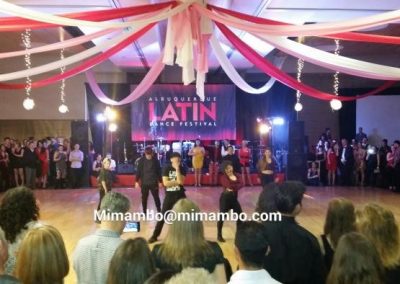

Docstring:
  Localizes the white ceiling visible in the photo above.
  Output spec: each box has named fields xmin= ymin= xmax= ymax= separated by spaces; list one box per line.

xmin=1 ymin=0 xmax=399 ymax=75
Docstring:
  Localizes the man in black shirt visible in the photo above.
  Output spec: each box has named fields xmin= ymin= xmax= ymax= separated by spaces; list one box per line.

xmin=221 ymin=146 xmax=241 ymax=174
xmin=135 ymin=147 xmax=162 ymax=213
xmin=23 ymin=141 xmax=38 ymax=189
xmin=148 ymin=152 xmax=186 ymax=244
xmin=260 ymin=181 xmax=326 ymax=284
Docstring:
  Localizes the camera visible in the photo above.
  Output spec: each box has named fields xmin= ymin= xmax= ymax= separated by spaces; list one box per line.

xmin=123 ymin=221 xmax=140 ymax=233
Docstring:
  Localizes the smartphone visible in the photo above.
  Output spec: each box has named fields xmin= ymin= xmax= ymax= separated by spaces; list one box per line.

xmin=123 ymin=222 xmax=140 ymax=233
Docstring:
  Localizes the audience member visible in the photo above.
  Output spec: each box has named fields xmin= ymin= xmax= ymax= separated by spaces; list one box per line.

xmin=166 ymin=268 xmax=214 ymax=284
xmin=355 ymin=127 xmax=368 ymax=143
xmin=151 ymin=198 xmax=226 ymax=284
xmin=229 ymin=221 xmax=280 ymax=284
xmin=0 ymin=186 xmax=41 ymax=274
xmin=222 ymin=145 xmax=241 ymax=174
xmin=92 ymin=153 xmax=102 ymax=177
xmin=320 ymin=198 xmax=355 ymax=272
xmin=356 ymin=203 xmax=400 ymax=284
xmin=326 ymin=143 xmax=338 ymax=186
xmin=15 ymin=225 xmax=69 ymax=284
xmin=340 ymin=139 xmax=354 ymax=186
xmin=386 ymin=144 xmax=396 ymax=190
xmin=326 ymin=232 xmax=384 ymax=284
xmin=11 ymin=142 xmax=24 ymax=187
xmin=23 ymin=141 xmax=38 ymax=189
xmin=53 ymin=145 xmax=68 ymax=189
xmin=73 ymin=192 xmax=130 ymax=284
xmin=307 ymin=161 xmax=320 ymax=186
xmin=69 ymin=143 xmax=84 ymax=188
xmin=261 ymin=181 xmax=326 ymax=284
xmin=0 ymin=230 xmax=20 ymax=283
xmin=107 ymin=238 xmax=156 ymax=284
xmin=353 ymin=142 xmax=366 ymax=186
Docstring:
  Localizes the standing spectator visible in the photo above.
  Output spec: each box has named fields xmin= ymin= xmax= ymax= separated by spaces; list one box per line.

xmin=15 ymin=225 xmax=69 ymax=284
xmin=326 ymin=232 xmax=384 ymax=284
xmin=0 ymin=145 xmax=10 ymax=191
xmin=73 ymin=192 xmax=130 ymax=284
xmin=326 ymin=143 xmax=338 ymax=186
xmin=355 ymin=127 xmax=368 ymax=143
xmin=37 ymin=141 xmax=49 ymax=189
xmin=261 ymin=181 xmax=326 ymax=284
xmin=221 ymin=140 xmax=231 ymax=158
xmin=23 ymin=141 xmax=38 ymax=189
xmin=353 ymin=143 xmax=366 ymax=186
xmin=0 ymin=187 xmax=41 ymax=274
xmin=148 ymin=153 xmax=186 ymax=244
xmin=229 ymin=221 xmax=280 ymax=284
xmin=221 ymin=146 xmax=241 ymax=174
xmin=107 ymin=238 xmax=156 ymax=284
xmin=387 ymin=145 xmax=396 ymax=191
xmin=189 ymin=139 xmax=205 ymax=187
xmin=54 ymin=145 xmax=67 ymax=189
xmin=393 ymin=140 xmax=400 ymax=192
xmin=91 ymin=154 xmax=102 ymax=177
xmin=11 ymin=142 xmax=24 ymax=187
xmin=69 ymin=144 xmax=84 ymax=188
xmin=239 ymin=140 xmax=253 ymax=186
xmin=378 ymin=139 xmax=391 ymax=188
xmin=365 ymin=145 xmax=379 ymax=187
xmin=135 ymin=147 xmax=162 ymax=213
xmin=339 ymin=139 xmax=354 ymax=186
xmin=208 ymin=140 xmax=221 ymax=186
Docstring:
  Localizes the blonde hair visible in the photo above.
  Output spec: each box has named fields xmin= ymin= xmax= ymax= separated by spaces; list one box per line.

xmin=356 ymin=203 xmax=400 ymax=268
xmin=166 ymin=268 xmax=214 ymax=284
xmin=159 ymin=199 xmax=214 ymax=269
xmin=324 ymin=198 xmax=356 ymax=248
xmin=15 ymin=225 xmax=69 ymax=284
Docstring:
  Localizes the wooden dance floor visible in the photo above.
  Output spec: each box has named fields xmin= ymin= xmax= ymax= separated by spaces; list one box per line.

xmin=3 ymin=185 xmax=400 ymax=284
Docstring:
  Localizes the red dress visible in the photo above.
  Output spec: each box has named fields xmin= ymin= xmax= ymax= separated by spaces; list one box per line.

xmin=326 ymin=151 xmax=337 ymax=171
xmin=239 ymin=147 xmax=251 ymax=167
xmin=38 ymin=150 xmax=49 ymax=176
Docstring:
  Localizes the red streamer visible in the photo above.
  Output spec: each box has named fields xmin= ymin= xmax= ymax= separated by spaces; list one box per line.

xmin=0 ymin=1 xmax=176 ymax=31
xmin=0 ymin=24 xmax=155 ymax=89
xmin=216 ymin=22 xmax=395 ymax=101
xmin=209 ymin=4 xmax=400 ymax=45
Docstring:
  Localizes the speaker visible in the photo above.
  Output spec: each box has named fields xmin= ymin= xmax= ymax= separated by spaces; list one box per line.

xmin=288 ymin=121 xmax=305 ymax=154
xmin=117 ymin=163 xmax=134 ymax=174
xmin=286 ymin=153 xmax=307 ymax=182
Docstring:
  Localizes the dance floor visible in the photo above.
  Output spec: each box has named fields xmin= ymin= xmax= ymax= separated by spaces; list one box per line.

xmin=3 ymin=185 xmax=400 ymax=283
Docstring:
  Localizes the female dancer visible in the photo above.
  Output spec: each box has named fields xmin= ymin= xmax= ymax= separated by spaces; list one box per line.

xmin=38 ymin=141 xmax=49 ymax=188
xmin=257 ymin=148 xmax=277 ymax=187
xmin=239 ymin=140 xmax=253 ymax=186
xmin=189 ymin=139 xmax=205 ymax=187
xmin=12 ymin=142 xmax=24 ymax=187
xmin=217 ymin=161 xmax=243 ymax=242
xmin=326 ymin=143 xmax=338 ymax=186
xmin=97 ymin=158 xmax=112 ymax=211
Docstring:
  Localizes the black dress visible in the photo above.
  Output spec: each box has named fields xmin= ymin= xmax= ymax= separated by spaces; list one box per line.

xmin=97 ymin=168 xmax=112 ymax=210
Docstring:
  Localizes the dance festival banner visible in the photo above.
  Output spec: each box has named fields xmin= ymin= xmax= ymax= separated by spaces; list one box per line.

xmin=131 ymin=84 xmax=236 ymax=141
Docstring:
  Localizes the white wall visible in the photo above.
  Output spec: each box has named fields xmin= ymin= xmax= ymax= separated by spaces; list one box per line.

xmin=356 ymin=95 xmax=400 ymax=146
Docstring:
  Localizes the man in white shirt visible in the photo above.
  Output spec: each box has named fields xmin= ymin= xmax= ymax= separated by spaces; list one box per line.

xmin=73 ymin=192 xmax=130 ymax=284
xmin=229 ymin=221 xmax=281 ymax=284
xmin=69 ymin=143 xmax=84 ymax=188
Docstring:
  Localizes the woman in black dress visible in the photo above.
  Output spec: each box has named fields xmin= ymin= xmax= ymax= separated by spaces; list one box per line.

xmin=97 ymin=158 xmax=112 ymax=211
xmin=217 ymin=161 xmax=243 ymax=242
xmin=257 ymin=148 xmax=277 ymax=187
xmin=12 ymin=142 xmax=24 ymax=187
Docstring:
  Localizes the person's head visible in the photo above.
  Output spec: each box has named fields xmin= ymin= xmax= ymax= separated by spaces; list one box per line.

xmin=264 ymin=148 xmax=272 ymax=158
xmin=107 ymin=238 xmax=156 ymax=284
xmin=326 ymin=128 xmax=331 ymax=135
xmin=96 ymin=154 xmax=102 ymax=161
xmin=382 ymin=139 xmax=388 ymax=147
xmin=274 ymin=181 xmax=306 ymax=216
xmin=3 ymin=137 xmax=10 ymax=146
xmin=106 ymin=153 xmax=112 ymax=159
xmin=144 ymin=270 xmax=178 ymax=284
xmin=235 ymin=221 xmax=268 ymax=269
xmin=195 ymin=139 xmax=201 ymax=146
xmin=356 ymin=203 xmax=400 ymax=268
xmin=145 ymin=147 xmax=153 ymax=159
xmin=0 ymin=144 xmax=5 ymax=152
xmin=99 ymin=192 xmax=130 ymax=234
xmin=57 ymin=145 xmax=63 ymax=152
xmin=102 ymin=158 xmax=111 ymax=170
xmin=15 ymin=225 xmax=69 ymax=284
xmin=28 ymin=141 xmax=35 ymax=150
xmin=391 ymin=144 xmax=396 ymax=153
xmin=221 ymin=161 xmax=233 ymax=176
xmin=256 ymin=183 xmax=279 ymax=213
xmin=37 ymin=140 xmax=43 ymax=148
xmin=362 ymin=137 xmax=368 ymax=145
xmin=242 ymin=140 xmax=248 ymax=147
xmin=223 ymin=139 xmax=229 ymax=146
xmin=311 ymin=162 xmax=317 ymax=170
xmin=393 ymin=140 xmax=400 ymax=149
xmin=324 ymin=198 xmax=355 ymax=248
xmin=227 ymin=145 xmax=234 ymax=155
xmin=214 ymin=140 xmax=220 ymax=147
xmin=0 ymin=187 xmax=39 ymax=243
xmin=169 ymin=152 xmax=181 ymax=166
xmin=74 ymin=144 xmax=80 ymax=151
xmin=358 ymin=127 xmax=363 ymax=133
xmin=165 ymin=268 xmax=214 ymax=284
xmin=341 ymin=138 xmax=348 ymax=147
xmin=161 ymin=199 xmax=211 ymax=269
xmin=327 ymin=232 xmax=384 ymax=284
xmin=14 ymin=142 xmax=21 ymax=149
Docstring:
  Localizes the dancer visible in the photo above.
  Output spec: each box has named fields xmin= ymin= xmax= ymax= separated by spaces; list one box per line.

xmin=97 ymin=158 xmax=112 ymax=211
xmin=217 ymin=161 xmax=243 ymax=242
xmin=148 ymin=152 xmax=186 ymax=244
xmin=189 ymin=139 xmax=205 ymax=187
xmin=135 ymin=147 xmax=162 ymax=213
xmin=257 ymin=148 xmax=277 ymax=187
xmin=239 ymin=140 xmax=253 ymax=186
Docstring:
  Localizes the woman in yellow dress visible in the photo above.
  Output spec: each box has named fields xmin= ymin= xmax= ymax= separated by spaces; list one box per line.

xmin=189 ymin=139 xmax=205 ymax=187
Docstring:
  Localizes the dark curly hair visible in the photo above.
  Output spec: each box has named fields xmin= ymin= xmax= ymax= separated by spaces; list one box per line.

xmin=0 ymin=187 xmax=40 ymax=243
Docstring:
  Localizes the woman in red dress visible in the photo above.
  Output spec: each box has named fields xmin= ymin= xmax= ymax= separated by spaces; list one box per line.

xmin=38 ymin=141 xmax=49 ymax=188
xmin=326 ymin=143 xmax=338 ymax=186
xmin=239 ymin=140 xmax=253 ymax=186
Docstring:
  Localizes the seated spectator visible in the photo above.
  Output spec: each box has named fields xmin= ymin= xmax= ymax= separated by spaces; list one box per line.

xmin=15 ymin=225 xmax=69 ymax=284
xmin=0 ymin=230 xmax=20 ymax=283
xmin=0 ymin=187 xmax=41 ymax=274
xmin=307 ymin=162 xmax=320 ymax=186
xmin=107 ymin=238 xmax=156 ymax=284
xmin=166 ymin=268 xmax=214 ymax=284
xmin=261 ymin=181 xmax=326 ymax=284
xmin=326 ymin=232 xmax=384 ymax=284
xmin=151 ymin=198 xmax=226 ymax=284
xmin=229 ymin=221 xmax=280 ymax=284
xmin=356 ymin=203 xmax=400 ymax=284
xmin=320 ymin=198 xmax=355 ymax=272
xmin=73 ymin=192 xmax=130 ymax=284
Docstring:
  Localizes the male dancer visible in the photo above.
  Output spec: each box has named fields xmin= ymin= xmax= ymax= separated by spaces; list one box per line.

xmin=135 ymin=147 xmax=162 ymax=213
xmin=148 ymin=152 xmax=186 ymax=244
